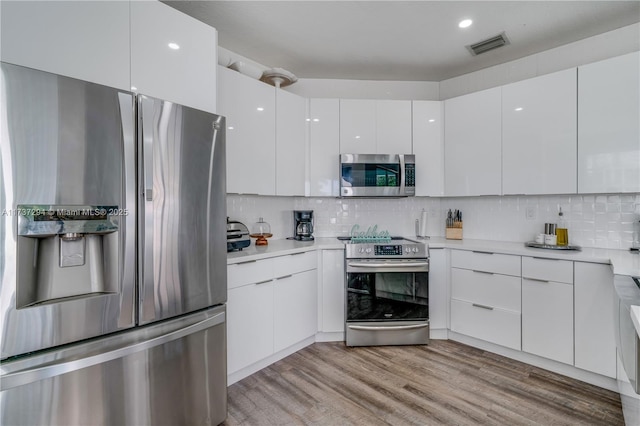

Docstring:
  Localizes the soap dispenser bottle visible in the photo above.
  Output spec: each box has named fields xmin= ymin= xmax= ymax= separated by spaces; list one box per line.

xmin=556 ymin=207 xmax=568 ymax=246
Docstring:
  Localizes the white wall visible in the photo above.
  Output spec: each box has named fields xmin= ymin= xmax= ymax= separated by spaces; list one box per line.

xmin=284 ymin=78 xmax=440 ymax=100
xmin=440 ymin=23 xmax=640 ymax=99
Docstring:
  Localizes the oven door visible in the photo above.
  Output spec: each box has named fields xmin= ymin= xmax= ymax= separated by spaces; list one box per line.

xmin=340 ymin=154 xmax=415 ymax=197
xmin=345 ymin=259 xmax=429 ymax=346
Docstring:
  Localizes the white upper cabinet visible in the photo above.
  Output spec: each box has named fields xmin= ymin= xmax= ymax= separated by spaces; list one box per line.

xmin=340 ymin=99 xmax=377 ymax=153
xmin=339 ymin=99 xmax=412 ymax=154
xmin=502 ymin=69 xmax=577 ymax=195
xmin=218 ymin=66 xmax=276 ymax=195
xmin=578 ymin=52 xmax=640 ymax=194
xmin=309 ymin=99 xmax=340 ymax=197
xmin=412 ymin=101 xmax=444 ymax=196
xmin=131 ymin=1 xmax=217 ymax=113
xmin=276 ymin=89 xmax=307 ymax=196
xmin=376 ymin=100 xmax=412 ymax=154
xmin=0 ymin=1 xmax=130 ymax=90
xmin=444 ymin=87 xmax=502 ymax=196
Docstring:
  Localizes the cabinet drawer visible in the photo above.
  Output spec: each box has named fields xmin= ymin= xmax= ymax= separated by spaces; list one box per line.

xmin=451 ymin=268 xmax=521 ymax=312
xmin=522 ymin=256 xmax=573 ymax=284
xmin=227 ymin=259 xmax=274 ymax=289
xmin=272 ymin=251 xmax=317 ymax=278
xmin=450 ymin=299 xmax=521 ymax=350
xmin=451 ymin=250 xmax=521 ymax=276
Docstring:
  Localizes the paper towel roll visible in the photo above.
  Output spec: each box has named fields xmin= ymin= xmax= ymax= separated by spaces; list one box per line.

xmin=418 ymin=209 xmax=428 ymax=237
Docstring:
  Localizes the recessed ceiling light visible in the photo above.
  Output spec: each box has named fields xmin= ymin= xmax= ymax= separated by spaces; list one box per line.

xmin=312 ymin=118 xmax=320 ymax=122
xmin=458 ymin=19 xmax=473 ymax=29
xmin=256 ymin=107 xmax=264 ymax=112
xmin=515 ymin=107 xmax=524 ymax=111
xmin=168 ymin=42 xmax=180 ymax=50
xmin=428 ymin=119 xmax=436 ymax=123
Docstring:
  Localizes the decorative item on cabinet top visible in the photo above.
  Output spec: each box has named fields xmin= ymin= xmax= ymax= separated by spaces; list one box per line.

xmin=261 ymin=67 xmax=297 ymax=88
xmin=228 ymin=61 xmax=265 ymax=80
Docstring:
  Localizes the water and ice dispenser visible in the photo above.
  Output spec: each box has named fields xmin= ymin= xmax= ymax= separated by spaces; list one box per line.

xmin=16 ymin=205 xmax=120 ymax=308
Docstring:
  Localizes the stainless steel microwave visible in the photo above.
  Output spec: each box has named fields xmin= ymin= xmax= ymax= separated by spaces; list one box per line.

xmin=340 ymin=154 xmax=415 ymax=197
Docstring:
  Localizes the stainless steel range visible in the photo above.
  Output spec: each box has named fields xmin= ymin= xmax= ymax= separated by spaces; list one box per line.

xmin=344 ymin=237 xmax=429 ymax=346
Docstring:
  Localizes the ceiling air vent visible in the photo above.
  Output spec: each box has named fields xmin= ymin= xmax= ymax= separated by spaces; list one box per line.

xmin=467 ymin=32 xmax=510 ymax=56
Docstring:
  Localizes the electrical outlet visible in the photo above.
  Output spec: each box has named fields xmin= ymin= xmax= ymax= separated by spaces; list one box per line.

xmin=525 ymin=206 xmax=537 ymax=221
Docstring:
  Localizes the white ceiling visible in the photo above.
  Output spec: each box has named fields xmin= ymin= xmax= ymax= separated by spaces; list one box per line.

xmin=164 ymin=1 xmax=640 ymax=81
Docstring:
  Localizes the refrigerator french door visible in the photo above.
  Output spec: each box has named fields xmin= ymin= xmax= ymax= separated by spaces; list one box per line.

xmin=0 ymin=62 xmax=228 ymax=425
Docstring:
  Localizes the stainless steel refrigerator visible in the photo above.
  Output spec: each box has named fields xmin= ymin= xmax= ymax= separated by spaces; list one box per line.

xmin=0 ymin=62 xmax=228 ymax=425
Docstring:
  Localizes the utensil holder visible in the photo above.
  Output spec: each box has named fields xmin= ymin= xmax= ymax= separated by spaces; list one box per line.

xmin=446 ymin=221 xmax=463 ymax=240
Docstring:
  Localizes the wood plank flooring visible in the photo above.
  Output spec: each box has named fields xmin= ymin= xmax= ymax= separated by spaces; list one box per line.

xmin=224 ymin=340 xmax=624 ymax=425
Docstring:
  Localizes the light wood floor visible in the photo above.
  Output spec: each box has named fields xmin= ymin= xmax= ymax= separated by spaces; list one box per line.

xmin=224 ymin=340 xmax=624 ymax=425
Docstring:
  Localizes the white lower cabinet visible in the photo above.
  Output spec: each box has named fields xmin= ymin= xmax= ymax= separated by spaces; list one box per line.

xmin=227 ymin=280 xmax=274 ymax=374
xmin=274 ymin=270 xmax=317 ymax=352
xmin=428 ymin=248 xmax=448 ymax=332
xmin=319 ymin=249 xmax=345 ymax=333
xmin=522 ymin=278 xmax=573 ymax=364
xmin=574 ymin=262 xmax=616 ymax=378
xmin=522 ymin=257 xmax=574 ymax=365
xmin=227 ymin=253 xmax=317 ymax=376
xmin=450 ymin=250 xmax=521 ymax=350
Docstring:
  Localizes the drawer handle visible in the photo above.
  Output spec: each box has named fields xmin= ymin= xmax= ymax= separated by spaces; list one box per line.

xmin=472 ymin=270 xmax=494 ymax=275
xmin=532 ymin=257 xmax=558 ymax=261
xmin=523 ymin=277 xmax=550 ymax=283
xmin=290 ymin=252 xmax=307 ymax=256
xmin=472 ymin=303 xmax=494 ymax=311
xmin=276 ymin=274 xmax=293 ymax=280
xmin=255 ymin=279 xmax=272 ymax=285
xmin=472 ymin=251 xmax=494 ymax=255
xmin=236 ymin=260 xmax=257 ymax=265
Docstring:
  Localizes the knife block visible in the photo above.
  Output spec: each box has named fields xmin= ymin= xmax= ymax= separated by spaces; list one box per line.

xmin=446 ymin=221 xmax=463 ymax=240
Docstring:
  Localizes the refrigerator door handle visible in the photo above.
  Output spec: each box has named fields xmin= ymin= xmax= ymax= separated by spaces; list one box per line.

xmin=141 ymin=97 xmax=154 ymax=202
xmin=0 ymin=310 xmax=225 ymax=391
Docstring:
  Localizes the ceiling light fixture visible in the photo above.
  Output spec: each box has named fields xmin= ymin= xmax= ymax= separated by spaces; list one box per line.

xmin=458 ymin=19 xmax=473 ymax=29
xmin=168 ymin=42 xmax=180 ymax=50
xmin=515 ymin=107 xmax=524 ymax=111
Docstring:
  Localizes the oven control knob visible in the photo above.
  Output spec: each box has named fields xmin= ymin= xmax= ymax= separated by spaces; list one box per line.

xmin=365 ymin=248 xmax=372 ymax=253
xmin=413 ymin=247 xmax=419 ymax=253
xmin=359 ymin=248 xmax=365 ymax=254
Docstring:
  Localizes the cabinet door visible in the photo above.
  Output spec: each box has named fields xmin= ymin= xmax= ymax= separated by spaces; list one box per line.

xmin=522 ymin=278 xmax=573 ymax=365
xmin=376 ymin=100 xmax=412 ymax=154
xmin=413 ymin=101 xmax=444 ymax=196
xmin=428 ymin=248 xmax=449 ymax=331
xmin=578 ymin=52 xmax=640 ymax=193
xmin=274 ymin=270 xmax=317 ymax=352
xmin=502 ymin=69 xmax=577 ymax=195
xmin=218 ymin=66 xmax=276 ymax=195
xmin=276 ymin=89 xmax=307 ymax=196
xmin=340 ymin=99 xmax=376 ymax=153
xmin=227 ymin=281 xmax=274 ymax=374
xmin=320 ymin=250 xmax=345 ymax=333
xmin=574 ymin=262 xmax=616 ymax=378
xmin=0 ymin=1 xmax=130 ymax=90
xmin=309 ymin=99 xmax=340 ymax=197
xmin=444 ymin=87 xmax=502 ymax=196
xmin=131 ymin=0 xmax=217 ymax=113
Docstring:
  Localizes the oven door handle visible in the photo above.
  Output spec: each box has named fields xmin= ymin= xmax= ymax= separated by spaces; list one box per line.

xmin=348 ymin=323 xmax=429 ymax=331
xmin=347 ymin=261 xmax=429 ymax=273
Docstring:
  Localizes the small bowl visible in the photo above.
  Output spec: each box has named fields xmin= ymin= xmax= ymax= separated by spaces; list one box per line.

xmin=228 ymin=61 xmax=264 ymax=80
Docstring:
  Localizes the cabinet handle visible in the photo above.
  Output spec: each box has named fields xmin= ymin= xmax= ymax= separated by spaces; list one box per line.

xmin=472 ymin=270 xmax=494 ymax=275
xmin=523 ymin=277 xmax=550 ymax=283
xmin=255 ymin=279 xmax=272 ymax=285
xmin=290 ymin=252 xmax=306 ymax=256
xmin=236 ymin=260 xmax=257 ymax=265
xmin=275 ymin=274 xmax=293 ymax=280
xmin=472 ymin=303 xmax=494 ymax=311
xmin=472 ymin=251 xmax=494 ymax=255
xmin=532 ymin=257 xmax=558 ymax=261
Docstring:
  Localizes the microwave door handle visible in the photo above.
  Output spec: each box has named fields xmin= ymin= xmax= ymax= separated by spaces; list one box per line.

xmin=399 ymin=154 xmax=406 ymax=195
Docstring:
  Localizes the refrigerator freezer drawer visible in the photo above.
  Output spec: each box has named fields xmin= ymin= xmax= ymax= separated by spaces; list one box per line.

xmin=0 ymin=305 xmax=227 ymax=426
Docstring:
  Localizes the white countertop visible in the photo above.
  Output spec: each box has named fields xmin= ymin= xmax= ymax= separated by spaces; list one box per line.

xmin=426 ymin=237 xmax=640 ymax=277
xmin=227 ymin=236 xmax=640 ymax=276
xmin=226 ymin=237 xmax=344 ymax=264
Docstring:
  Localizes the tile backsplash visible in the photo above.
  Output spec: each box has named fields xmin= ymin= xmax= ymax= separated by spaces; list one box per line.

xmin=227 ymin=193 xmax=640 ymax=250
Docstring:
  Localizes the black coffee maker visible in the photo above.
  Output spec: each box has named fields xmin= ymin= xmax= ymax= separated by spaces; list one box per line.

xmin=293 ymin=210 xmax=314 ymax=241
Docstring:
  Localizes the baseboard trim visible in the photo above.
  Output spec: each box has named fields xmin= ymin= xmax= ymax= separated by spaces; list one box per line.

xmin=315 ymin=331 xmax=345 ymax=342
